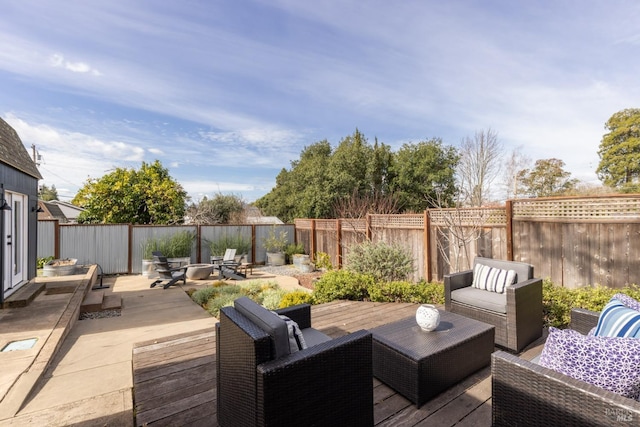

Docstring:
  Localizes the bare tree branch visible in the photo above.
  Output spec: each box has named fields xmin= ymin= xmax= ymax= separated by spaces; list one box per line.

xmin=457 ymin=129 xmax=502 ymax=206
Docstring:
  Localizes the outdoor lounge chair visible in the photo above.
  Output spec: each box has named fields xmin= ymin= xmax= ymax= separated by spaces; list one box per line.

xmin=149 ymin=255 xmax=187 ymax=289
xmin=216 ymin=297 xmax=373 ymax=426
xmin=492 ymin=308 xmax=640 ymax=426
xmin=215 ymin=248 xmax=247 ymax=280
xmin=444 ymin=257 xmax=543 ymax=352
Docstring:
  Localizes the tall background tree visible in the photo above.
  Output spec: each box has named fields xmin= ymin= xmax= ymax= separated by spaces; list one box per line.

xmin=597 ymin=108 xmax=640 ymax=193
xmin=72 ymin=160 xmax=187 ymax=224
xmin=389 ymin=139 xmax=459 ymax=211
xmin=186 ymin=193 xmax=246 ymax=224
xmin=456 ymin=129 xmax=502 ymax=206
xmin=503 ymin=148 xmax=531 ymax=200
xmin=39 ymin=183 xmax=59 ymax=201
xmin=255 ymin=140 xmax=333 ymax=222
xmin=256 ymin=131 xmax=459 ymax=221
xmin=516 ymin=158 xmax=578 ymax=197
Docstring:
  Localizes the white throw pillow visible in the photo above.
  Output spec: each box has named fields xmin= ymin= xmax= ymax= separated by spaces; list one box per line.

xmin=471 ymin=263 xmax=516 ymax=294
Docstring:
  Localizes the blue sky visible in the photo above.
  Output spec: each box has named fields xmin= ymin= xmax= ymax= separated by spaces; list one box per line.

xmin=2 ymin=1 xmax=639 ymax=203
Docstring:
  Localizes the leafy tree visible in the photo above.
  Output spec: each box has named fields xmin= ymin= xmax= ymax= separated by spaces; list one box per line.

xmin=72 ymin=160 xmax=187 ymax=224
xmin=186 ymin=193 xmax=245 ymax=224
xmin=257 ymin=130 xmax=389 ymax=222
xmin=457 ymin=129 xmax=502 ymax=206
xmin=517 ymin=158 xmax=578 ymax=197
xmin=327 ymin=129 xmax=372 ymax=197
xmin=367 ymin=138 xmax=395 ymax=195
xmin=389 ymin=139 xmax=459 ymax=211
xmin=257 ymin=131 xmax=459 ymax=220
xmin=39 ymin=183 xmax=58 ymax=201
xmin=256 ymin=140 xmax=333 ymax=222
xmin=597 ymin=108 xmax=640 ymax=192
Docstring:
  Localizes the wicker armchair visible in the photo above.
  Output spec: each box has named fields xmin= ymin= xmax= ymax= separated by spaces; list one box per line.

xmin=492 ymin=308 xmax=640 ymax=426
xmin=444 ymin=257 xmax=542 ymax=352
xmin=216 ymin=298 xmax=373 ymax=427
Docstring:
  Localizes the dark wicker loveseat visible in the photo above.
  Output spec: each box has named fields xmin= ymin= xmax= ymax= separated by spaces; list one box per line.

xmin=492 ymin=308 xmax=640 ymax=426
xmin=444 ymin=257 xmax=542 ymax=352
xmin=216 ymin=297 xmax=373 ymax=427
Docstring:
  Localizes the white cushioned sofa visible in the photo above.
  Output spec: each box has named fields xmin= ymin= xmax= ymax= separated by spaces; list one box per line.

xmin=444 ymin=257 xmax=543 ymax=352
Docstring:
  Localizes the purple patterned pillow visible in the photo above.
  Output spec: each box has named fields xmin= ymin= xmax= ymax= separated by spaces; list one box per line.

xmin=614 ymin=293 xmax=640 ymax=312
xmin=540 ymin=327 xmax=640 ymax=400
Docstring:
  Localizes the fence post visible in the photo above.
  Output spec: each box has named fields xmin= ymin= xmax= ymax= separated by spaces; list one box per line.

xmin=54 ymin=219 xmax=60 ymax=260
xmin=310 ymin=219 xmax=316 ymax=261
xmin=506 ymin=200 xmax=513 ymax=261
xmin=196 ymin=224 xmax=202 ymax=263
xmin=366 ymin=214 xmax=372 ymax=241
xmin=336 ymin=219 xmax=342 ymax=268
xmin=423 ymin=210 xmax=432 ymax=282
xmin=128 ymin=224 xmax=133 ymax=273
xmin=251 ymin=224 xmax=256 ymax=264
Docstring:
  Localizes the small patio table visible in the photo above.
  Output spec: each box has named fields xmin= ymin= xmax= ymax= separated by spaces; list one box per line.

xmin=370 ymin=310 xmax=494 ymax=407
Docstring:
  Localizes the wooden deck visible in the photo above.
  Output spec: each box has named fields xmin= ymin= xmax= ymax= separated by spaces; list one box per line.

xmin=132 ymin=301 xmax=545 ymax=426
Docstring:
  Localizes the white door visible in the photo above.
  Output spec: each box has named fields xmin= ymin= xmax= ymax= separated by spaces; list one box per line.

xmin=3 ymin=192 xmax=27 ymax=296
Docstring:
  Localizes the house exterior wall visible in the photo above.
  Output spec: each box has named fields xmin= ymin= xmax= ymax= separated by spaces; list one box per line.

xmin=0 ymin=165 xmax=40 ymax=285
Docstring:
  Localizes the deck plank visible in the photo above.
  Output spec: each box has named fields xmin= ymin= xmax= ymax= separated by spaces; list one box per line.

xmin=132 ymin=301 xmax=544 ymax=426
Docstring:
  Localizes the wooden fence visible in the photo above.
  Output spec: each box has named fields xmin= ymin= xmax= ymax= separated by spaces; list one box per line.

xmin=295 ymin=195 xmax=640 ymax=289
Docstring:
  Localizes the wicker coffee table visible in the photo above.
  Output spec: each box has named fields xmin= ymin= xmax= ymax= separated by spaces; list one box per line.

xmin=371 ymin=310 xmax=495 ymax=407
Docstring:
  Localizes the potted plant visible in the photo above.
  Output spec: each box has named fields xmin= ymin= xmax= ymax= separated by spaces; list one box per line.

xmin=285 ymin=243 xmax=306 ymax=264
xmin=262 ymin=227 xmax=288 ymax=266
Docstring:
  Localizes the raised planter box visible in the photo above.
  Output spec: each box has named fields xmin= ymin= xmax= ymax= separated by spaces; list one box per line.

xmin=266 ymin=252 xmax=286 ymax=266
xmin=42 ymin=258 xmax=78 ymax=277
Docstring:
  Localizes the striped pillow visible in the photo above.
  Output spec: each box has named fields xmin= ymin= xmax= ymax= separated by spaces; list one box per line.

xmin=594 ymin=295 xmax=640 ymax=338
xmin=471 ymin=263 xmax=517 ymax=294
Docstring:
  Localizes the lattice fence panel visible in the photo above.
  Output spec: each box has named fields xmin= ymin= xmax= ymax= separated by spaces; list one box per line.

xmin=315 ymin=219 xmax=338 ymax=231
xmin=340 ymin=219 xmax=367 ymax=233
xmin=513 ymin=197 xmax=640 ymax=221
xmin=294 ymin=219 xmax=313 ymax=229
xmin=370 ymin=214 xmax=424 ymax=229
xmin=429 ymin=208 xmax=507 ymax=227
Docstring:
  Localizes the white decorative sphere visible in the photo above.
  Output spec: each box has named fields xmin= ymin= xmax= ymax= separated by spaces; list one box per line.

xmin=416 ymin=304 xmax=440 ymax=332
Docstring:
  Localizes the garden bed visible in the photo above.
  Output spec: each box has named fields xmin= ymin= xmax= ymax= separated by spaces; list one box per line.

xmin=293 ymin=271 xmax=323 ymax=290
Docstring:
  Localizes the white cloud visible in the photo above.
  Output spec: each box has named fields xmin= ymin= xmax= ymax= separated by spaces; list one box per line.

xmin=49 ymin=53 xmax=101 ymax=76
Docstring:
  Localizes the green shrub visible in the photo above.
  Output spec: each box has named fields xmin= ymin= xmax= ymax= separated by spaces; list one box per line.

xmin=207 ymin=292 xmax=242 ymax=317
xmin=192 ymin=286 xmax=218 ymax=306
xmin=262 ymin=288 xmax=290 ymax=310
xmin=312 ymin=270 xmax=376 ymax=303
xmin=216 ymin=284 xmax=242 ymax=296
xmin=314 ymin=252 xmax=333 ymax=270
xmin=346 ymin=241 xmax=413 ymax=282
xmin=417 ymin=281 xmax=446 ymax=305
xmin=279 ymin=291 xmax=313 ymax=308
xmin=368 ymin=281 xmax=445 ymax=304
xmin=543 ymin=280 xmax=640 ymax=328
xmin=240 ymin=282 xmax=266 ymax=300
